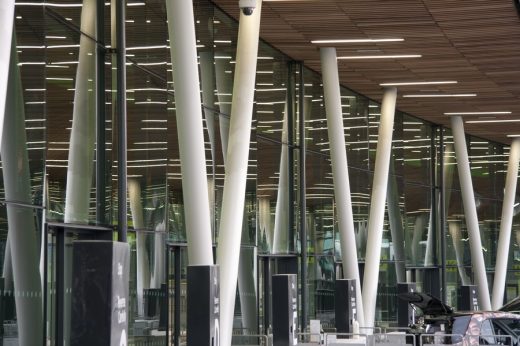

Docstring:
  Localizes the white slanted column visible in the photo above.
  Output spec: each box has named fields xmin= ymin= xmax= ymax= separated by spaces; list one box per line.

xmin=272 ymin=103 xmax=290 ymax=254
xmin=320 ymin=47 xmax=365 ymax=327
xmin=492 ymin=138 xmax=520 ymax=309
xmin=1 ymin=33 xmax=43 ymax=346
xmin=65 ymin=0 xmax=96 ymax=223
xmin=166 ymin=0 xmax=213 ymax=265
xmin=450 ymin=115 xmax=491 ymax=310
xmin=362 ymin=86 xmax=397 ymax=330
xmin=216 ymin=2 xmax=262 ymax=345
xmin=0 ymin=0 xmax=15 ymax=151
xmin=444 ymin=143 xmax=471 ymax=285
xmin=128 ymin=179 xmax=151 ymax=315
xmin=215 ymin=57 xmax=233 ymax=165
xmin=387 ymin=158 xmax=406 ymax=283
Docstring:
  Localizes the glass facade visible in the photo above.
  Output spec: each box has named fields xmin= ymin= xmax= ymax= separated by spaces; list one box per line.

xmin=1 ymin=0 xmax=519 ymax=344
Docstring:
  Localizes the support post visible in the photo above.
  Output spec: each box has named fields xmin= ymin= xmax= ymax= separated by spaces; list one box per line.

xmin=166 ymin=0 xmax=213 ymax=265
xmin=0 ymin=0 xmax=15 ymax=151
xmin=362 ymin=86 xmax=397 ymax=329
xmin=450 ymin=115 xmax=491 ymax=310
xmin=215 ymin=2 xmax=263 ymax=345
xmin=298 ymin=62 xmax=308 ymax=332
xmin=320 ymin=47 xmax=365 ymax=328
xmin=492 ymin=138 xmax=520 ymax=309
xmin=116 ymin=0 xmax=128 ymax=242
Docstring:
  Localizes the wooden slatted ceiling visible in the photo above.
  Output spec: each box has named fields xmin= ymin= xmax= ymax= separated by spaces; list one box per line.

xmin=212 ymin=0 xmax=520 ymax=144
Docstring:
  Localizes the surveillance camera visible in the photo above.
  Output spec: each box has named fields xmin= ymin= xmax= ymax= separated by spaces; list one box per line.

xmin=239 ymin=0 xmax=256 ymax=16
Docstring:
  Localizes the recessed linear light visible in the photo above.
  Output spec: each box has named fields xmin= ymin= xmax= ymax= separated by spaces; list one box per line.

xmin=380 ymin=81 xmax=457 ymax=86
xmin=312 ymin=38 xmax=404 ymax=44
xmin=466 ymin=119 xmax=520 ymax=124
xmin=444 ymin=111 xmax=512 ymax=116
xmin=507 ymin=134 xmax=520 ymax=138
xmin=403 ymin=93 xmax=477 ymax=98
xmin=338 ymin=54 xmax=421 ymax=60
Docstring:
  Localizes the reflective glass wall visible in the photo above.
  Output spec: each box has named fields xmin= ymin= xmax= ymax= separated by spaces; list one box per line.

xmin=1 ymin=0 xmax=518 ymax=344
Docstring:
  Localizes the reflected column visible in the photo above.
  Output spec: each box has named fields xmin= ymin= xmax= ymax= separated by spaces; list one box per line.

xmin=492 ymin=138 xmax=520 ymax=309
xmin=128 ymin=179 xmax=151 ymax=315
xmin=215 ymin=57 xmax=233 ymax=165
xmin=362 ymin=86 xmax=397 ymax=330
xmin=166 ymin=0 xmax=213 ymax=265
xmin=0 ymin=0 xmax=15 ymax=149
xmin=387 ymin=157 xmax=406 ymax=283
xmin=320 ymin=47 xmax=365 ymax=327
xmin=1 ymin=32 xmax=43 ymax=346
xmin=448 ymin=221 xmax=471 ymax=285
xmin=272 ymin=103 xmax=290 ymax=254
xmin=216 ymin=2 xmax=263 ymax=345
xmin=450 ymin=115 xmax=491 ymax=310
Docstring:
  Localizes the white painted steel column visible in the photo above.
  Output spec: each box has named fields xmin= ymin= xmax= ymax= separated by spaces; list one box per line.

xmin=65 ymin=0 xmax=96 ymax=223
xmin=272 ymin=103 xmax=289 ymax=254
xmin=320 ymin=47 xmax=365 ymax=327
xmin=215 ymin=58 xmax=232 ymax=165
xmin=0 ymin=0 xmax=15 ymax=152
xmin=443 ymin=143 xmax=471 ymax=284
xmin=128 ymin=179 xmax=151 ymax=315
xmin=200 ymin=51 xmax=217 ymax=163
xmin=1 ymin=34 xmax=43 ymax=346
xmin=492 ymin=138 xmax=520 ymax=309
xmin=166 ymin=0 xmax=213 ymax=265
xmin=216 ymin=3 xmax=262 ymax=345
xmin=450 ymin=115 xmax=492 ymax=310
xmin=362 ymin=86 xmax=397 ymax=330
xmin=387 ymin=158 xmax=406 ymax=283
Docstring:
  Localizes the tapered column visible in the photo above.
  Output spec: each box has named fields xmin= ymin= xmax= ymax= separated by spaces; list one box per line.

xmin=448 ymin=221 xmax=471 ymax=285
xmin=492 ymin=138 xmax=520 ymax=309
xmin=272 ymin=103 xmax=290 ymax=254
xmin=215 ymin=58 xmax=232 ymax=165
xmin=320 ymin=47 xmax=365 ymax=327
xmin=128 ymin=179 xmax=151 ymax=315
xmin=200 ymin=51 xmax=217 ymax=163
xmin=387 ymin=158 xmax=406 ymax=283
xmin=2 ymin=34 xmax=43 ymax=346
xmin=64 ymin=0 xmax=96 ymax=223
xmin=216 ymin=3 xmax=262 ymax=345
xmin=450 ymin=115 xmax=491 ymax=310
xmin=166 ymin=0 xmax=213 ymax=265
xmin=362 ymin=86 xmax=397 ymax=330
xmin=443 ymin=143 xmax=471 ymax=284
xmin=0 ymin=0 xmax=15 ymax=151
